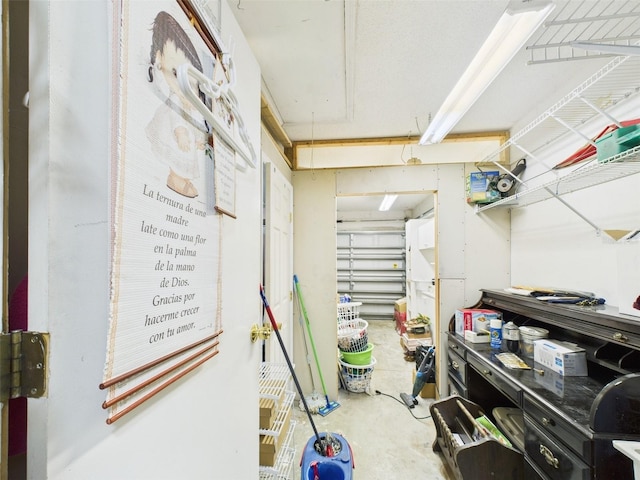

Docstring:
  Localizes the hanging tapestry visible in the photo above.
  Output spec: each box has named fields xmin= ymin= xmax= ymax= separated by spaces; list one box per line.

xmin=102 ymin=0 xmax=225 ymax=423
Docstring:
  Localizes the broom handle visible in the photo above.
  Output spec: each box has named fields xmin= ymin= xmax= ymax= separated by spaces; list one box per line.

xmin=259 ymin=285 xmax=322 ymax=446
xmin=293 ymin=275 xmax=330 ymax=401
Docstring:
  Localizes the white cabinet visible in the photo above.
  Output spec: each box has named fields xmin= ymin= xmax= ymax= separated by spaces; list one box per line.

xmin=406 ymin=219 xmax=436 ymax=330
xmin=418 ymin=220 xmax=435 ymax=267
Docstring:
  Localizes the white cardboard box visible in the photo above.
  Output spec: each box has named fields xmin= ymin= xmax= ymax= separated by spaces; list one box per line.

xmin=533 ymin=339 xmax=588 ymax=376
xmin=454 ymin=309 xmax=499 ymax=337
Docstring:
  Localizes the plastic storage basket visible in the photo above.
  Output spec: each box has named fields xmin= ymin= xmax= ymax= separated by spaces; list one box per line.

xmin=339 ymin=357 xmax=376 ymax=393
xmin=337 ymin=319 xmax=369 ymax=352
xmin=337 ymin=302 xmax=362 ymax=322
xmin=340 ymin=343 xmax=374 ymax=365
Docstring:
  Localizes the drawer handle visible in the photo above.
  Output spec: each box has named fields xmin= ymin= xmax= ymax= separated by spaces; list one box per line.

xmin=452 ymin=344 xmax=459 ymax=351
xmin=613 ymin=332 xmax=629 ymax=342
xmin=540 ymin=444 xmax=559 ymax=469
xmin=452 ymin=361 xmax=459 ymax=371
xmin=542 ymin=417 xmax=555 ymax=427
xmin=482 ymin=369 xmax=492 ymax=376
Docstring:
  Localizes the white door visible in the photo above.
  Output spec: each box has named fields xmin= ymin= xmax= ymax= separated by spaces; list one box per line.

xmin=264 ymin=161 xmax=293 ymax=364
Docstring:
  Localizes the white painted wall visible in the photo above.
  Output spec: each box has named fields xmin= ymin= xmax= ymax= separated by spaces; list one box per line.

xmin=292 ymin=170 xmax=338 ymax=398
xmin=293 ymin=163 xmax=510 ymax=398
xmin=28 ymin=2 xmax=262 ymax=478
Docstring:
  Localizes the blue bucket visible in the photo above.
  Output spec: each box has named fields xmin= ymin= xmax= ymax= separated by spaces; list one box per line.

xmin=300 ymin=432 xmax=354 ymax=480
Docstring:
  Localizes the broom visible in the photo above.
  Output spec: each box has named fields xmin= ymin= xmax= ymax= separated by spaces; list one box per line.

xmin=293 ymin=275 xmax=340 ymax=417
xmin=293 ymin=278 xmax=327 ymax=414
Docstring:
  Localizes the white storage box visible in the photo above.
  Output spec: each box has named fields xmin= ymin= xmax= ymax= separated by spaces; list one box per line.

xmin=454 ymin=309 xmax=499 ymax=337
xmin=533 ymin=339 xmax=588 ymax=376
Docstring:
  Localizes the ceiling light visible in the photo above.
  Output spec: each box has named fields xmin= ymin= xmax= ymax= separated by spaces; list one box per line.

xmin=419 ymin=1 xmax=555 ymax=145
xmin=379 ymin=194 xmax=398 ymax=212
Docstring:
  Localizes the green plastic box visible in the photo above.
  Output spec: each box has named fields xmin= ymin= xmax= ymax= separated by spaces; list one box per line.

xmin=596 ymin=124 xmax=640 ymax=162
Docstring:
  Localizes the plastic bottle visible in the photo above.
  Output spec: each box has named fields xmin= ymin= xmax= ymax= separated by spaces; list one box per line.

xmin=490 ymin=319 xmax=503 ymax=350
xmin=503 ymin=321 xmax=520 ymax=353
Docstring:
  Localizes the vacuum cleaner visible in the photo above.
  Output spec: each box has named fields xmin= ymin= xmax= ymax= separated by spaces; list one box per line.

xmin=259 ymin=285 xmax=354 ymax=480
xmin=400 ymin=345 xmax=435 ymax=408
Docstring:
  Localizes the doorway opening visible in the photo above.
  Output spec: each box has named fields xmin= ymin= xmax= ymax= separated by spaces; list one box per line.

xmin=336 ymin=193 xmax=435 ymax=323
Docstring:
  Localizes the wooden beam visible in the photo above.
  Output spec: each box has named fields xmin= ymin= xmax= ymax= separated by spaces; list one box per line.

xmin=292 ymin=131 xmax=509 ymax=149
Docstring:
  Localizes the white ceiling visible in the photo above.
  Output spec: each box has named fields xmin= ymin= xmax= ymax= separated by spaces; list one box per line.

xmin=227 ymin=0 xmax=640 ymax=218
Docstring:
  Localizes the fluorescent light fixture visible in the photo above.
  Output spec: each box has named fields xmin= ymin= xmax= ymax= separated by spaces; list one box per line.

xmin=419 ymin=1 xmax=555 ymax=145
xmin=379 ymin=194 xmax=398 ymax=212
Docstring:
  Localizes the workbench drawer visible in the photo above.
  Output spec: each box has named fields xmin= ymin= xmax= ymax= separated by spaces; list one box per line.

xmin=467 ymin=353 xmax=521 ymax=405
xmin=523 ymin=393 xmax=591 ymax=463
xmin=448 ymin=372 xmax=467 ymax=398
xmin=525 ymin=414 xmax=590 ymax=480
xmin=448 ymin=335 xmax=466 ymax=358
xmin=448 ymin=347 xmax=467 ymax=385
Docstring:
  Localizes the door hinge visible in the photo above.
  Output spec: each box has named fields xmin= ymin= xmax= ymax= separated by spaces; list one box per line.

xmin=0 ymin=330 xmax=49 ymax=401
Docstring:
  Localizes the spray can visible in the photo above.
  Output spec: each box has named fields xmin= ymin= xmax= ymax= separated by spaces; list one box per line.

xmin=490 ymin=318 xmax=503 ymax=350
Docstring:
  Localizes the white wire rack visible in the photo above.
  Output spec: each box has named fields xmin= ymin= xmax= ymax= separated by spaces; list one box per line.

xmin=258 ymin=363 xmax=296 ymax=479
xmin=259 ymin=391 xmax=294 ymax=437
xmin=478 ymin=145 xmax=640 ymax=211
xmin=526 ymin=1 xmax=640 ymax=64
xmin=258 ymin=419 xmax=297 ymax=480
xmin=259 ymin=362 xmax=290 ymax=400
xmin=476 ymin=48 xmax=640 ymax=234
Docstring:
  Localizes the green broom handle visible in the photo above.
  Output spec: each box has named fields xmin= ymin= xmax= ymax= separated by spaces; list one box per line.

xmin=293 ymin=275 xmax=331 ymax=400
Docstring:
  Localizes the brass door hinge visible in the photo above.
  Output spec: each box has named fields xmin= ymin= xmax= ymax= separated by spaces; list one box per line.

xmin=0 ymin=330 xmax=49 ymax=401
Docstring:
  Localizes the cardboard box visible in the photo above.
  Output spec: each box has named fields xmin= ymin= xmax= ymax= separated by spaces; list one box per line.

xmin=464 ymin=330 xmax=491 ymax=343
xmin=412 ymin=370 xmax=436 ymax=398
xmin=466 ymin=171 xmax=500 ymax=204
xmin=259 ymin=397 xmax=276 ymax=429
xmin=258 ymin=381 xmax=286 ymax=429
xmin=401 ymin=333 xmax=433 ymax=352
xmin=533 ymin=362 xmax=564 ymax=397
xmin=394 ymin=297 xmax=407 ymax=313
xmin=533 ymin=339 xmax=588 ymax=376
xmin=405 ymin=321 xmax=431 ymax=339
xmin=455 ymin=309 xmax=499 ymax=337
xmin=259 ymin=407 xmax=292 ymax=466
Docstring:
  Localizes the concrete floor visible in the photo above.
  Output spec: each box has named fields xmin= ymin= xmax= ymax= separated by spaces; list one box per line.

xmin=291 ymin=319 xmax=454 ymax=480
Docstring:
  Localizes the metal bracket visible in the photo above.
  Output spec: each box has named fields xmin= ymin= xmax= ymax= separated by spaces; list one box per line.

xmin=0 ymin=330 xmax=49 ymax=401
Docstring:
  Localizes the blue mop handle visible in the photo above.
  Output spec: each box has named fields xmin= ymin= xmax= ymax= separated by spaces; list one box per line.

xmin=259 ymin=285 xmax=323 ymax=448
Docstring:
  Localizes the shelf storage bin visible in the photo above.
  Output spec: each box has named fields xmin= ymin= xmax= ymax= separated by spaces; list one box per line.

xmin=596 ymin=124 xmax=640 ymax=161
